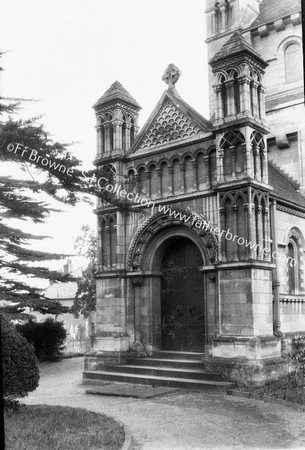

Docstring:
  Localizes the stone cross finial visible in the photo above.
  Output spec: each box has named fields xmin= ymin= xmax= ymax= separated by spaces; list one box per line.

xmin=162 ymin=64 xmax=181 ymax=89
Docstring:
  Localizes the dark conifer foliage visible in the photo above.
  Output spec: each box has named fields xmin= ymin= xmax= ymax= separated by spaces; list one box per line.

xmin=0 ymin=94 xmax=115 ymax=318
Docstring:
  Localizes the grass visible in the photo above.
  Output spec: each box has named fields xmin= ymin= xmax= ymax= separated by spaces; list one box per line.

xmin=4 ymin=404 xmax=125 ymax=450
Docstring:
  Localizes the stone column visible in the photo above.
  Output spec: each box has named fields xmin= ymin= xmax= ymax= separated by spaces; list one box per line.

xmin=252 ymin=81 xmax=259 ymax=117
xmin=104 ymin=124 xmax=111 ymax=154
xmin=113 ymin=120 xmax=123 ymax=152
xmin=224 ymin=80 xmax=235 ymax=116
xmin=131 ymin=277 xmax=144 ymax=344
xmin=270 ymin=200 xmax=282 ymax=335
xmin=256 ymin=206 xmax=264 ymax=260
xmin=232 ymin=206 xmax=239 ymax=261
xmin=214 ymin=84 xmax=223 ymax=120
xmin=105 ymin=224 xmax=111 ymax=270
xmin=217 ymin=149 xmax=225 ymax=182
xmin=96 ymin=126 xmax=102 ymax=156
xmin=261 ymin=147 xmax=268 ymax=183
xmin=258 ymin=85 xmax=266 ymax=119
xmin=97 ymin=220 xmax=102 ymax=272
xmin=125 ymin=124 xmax=132 ymax=151
xmin=253 ymin=145 xmax=261 ymax=180
xmin=263 ymin=207 xmax=271 ymax=262
xmin=238 ymin=76 xmax=251 ymax=114
xmin=247 ymin=203 xmax=256 ymax=260
xmin=219 ymin=207 xmax=227 ymax=262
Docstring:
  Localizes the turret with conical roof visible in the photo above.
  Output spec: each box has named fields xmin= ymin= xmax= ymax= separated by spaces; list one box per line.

xmin=209 ymin=30 xmax=270 ymax=187
xmin=209 ymin=31 xmax=268 ymax=130
xmin=93 ymin=81 xmax=141 ymax=158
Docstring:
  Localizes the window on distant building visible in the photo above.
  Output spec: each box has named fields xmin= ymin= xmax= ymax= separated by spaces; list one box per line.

xmin=284 ymin=43 xmax=303 ymax=83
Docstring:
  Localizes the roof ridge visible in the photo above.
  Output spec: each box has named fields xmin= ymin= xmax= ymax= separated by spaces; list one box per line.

xmin=268 ymin=160 xmax=300 ymax=189
xmin=209 ymin=30 xmax=263 ymax=64
xmin=93 ymin=80 xmax=141 ymax=109
xmin=129 ymin=89 xmax=212 ymax=154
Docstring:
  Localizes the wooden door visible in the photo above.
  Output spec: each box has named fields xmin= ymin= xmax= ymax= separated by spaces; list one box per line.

xmin=161 ymin=239 xmax=205 ymax=351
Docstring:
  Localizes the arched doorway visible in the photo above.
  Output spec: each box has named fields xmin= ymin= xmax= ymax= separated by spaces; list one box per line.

xmin=160 ymin=237 xmax=205 ymax=352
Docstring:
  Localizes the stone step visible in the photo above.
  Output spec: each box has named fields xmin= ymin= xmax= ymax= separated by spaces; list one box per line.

xmin=151 ymin=351 xmax=205 ymax=361
xmin=101 ymin=364 xmax=223 ymax=381
xmin=83 ymin=371 xmax=234 ymax=392
xmin=129 ymin=358 xmax=207 ymax=371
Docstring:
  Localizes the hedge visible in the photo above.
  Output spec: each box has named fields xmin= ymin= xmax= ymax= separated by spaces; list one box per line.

xmin=1 ymin=314 xmax=39 ymax=404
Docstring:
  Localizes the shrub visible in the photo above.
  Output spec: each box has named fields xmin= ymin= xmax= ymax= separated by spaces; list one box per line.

xmin=290 ymin=334 xmax=305 ymax=378
xmin=1 ymin=314 xmax=39 ymax=406
xmin=16 ymin=318 xmax=67 ymax=362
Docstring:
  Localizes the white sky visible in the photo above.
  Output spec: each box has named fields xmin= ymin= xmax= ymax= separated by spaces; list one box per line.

xmin=1 ymin=0 xmax=210 ymax=257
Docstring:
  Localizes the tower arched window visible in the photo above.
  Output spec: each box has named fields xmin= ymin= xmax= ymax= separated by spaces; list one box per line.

xmin=127 ymin=169 xmax=136 ymax=192
xmin=209 ymin=149 xmax=217 ymax=185
xmin=122 ymin=115 xmax=127 ymax=152
xmin=214 ymin=2 xmax=222 ymax=34
xmin=284 ymin=43 xmax=303 ymax=83
xmin=224 ymin=0 xmax=233 ymax=29
xmin=233 ymin=71 xmax=240 ymax=114
xmin=130 ymin=117 xmax=135 ymax=147
xmin=220 ymin=75 xmax=227 ymax=117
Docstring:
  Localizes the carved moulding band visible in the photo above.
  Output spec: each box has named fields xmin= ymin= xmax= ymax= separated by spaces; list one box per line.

xmin=126 ymin=209 xmax=219 ymax=271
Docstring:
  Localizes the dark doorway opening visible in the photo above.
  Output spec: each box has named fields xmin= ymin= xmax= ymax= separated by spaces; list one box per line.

xmin=161 ymin=237 xmax=205 ymax=352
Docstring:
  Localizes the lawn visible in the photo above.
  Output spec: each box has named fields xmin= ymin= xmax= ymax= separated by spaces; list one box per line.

xmin=4 ymin=404 xmax=125 ymax=450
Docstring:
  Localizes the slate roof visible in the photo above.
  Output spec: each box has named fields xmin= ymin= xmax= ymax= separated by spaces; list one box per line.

xmin=93 ymin=80 xmax=141 ymax=109
xmin=250 ymin=0 xmax=301 ymax=28
xmin=268 ymin=162 xmax=305 ymax=209
xmin=209 ymin=31 xmax=265 ymax=65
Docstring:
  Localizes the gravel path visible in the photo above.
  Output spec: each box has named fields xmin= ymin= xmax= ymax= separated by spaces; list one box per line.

xmin=24 ymin=357 xmax=305 ymax=449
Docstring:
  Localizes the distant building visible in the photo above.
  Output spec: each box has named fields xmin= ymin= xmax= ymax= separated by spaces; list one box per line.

xmin=33 ymin=259 xmax=93 ymax=354
xmin=87 ymin=0 xmax=305 ymax=384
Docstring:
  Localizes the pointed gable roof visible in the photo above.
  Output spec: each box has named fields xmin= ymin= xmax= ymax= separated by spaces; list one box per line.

xmin=268 ymin=162 xmax=305 ymax=209
xmin=129 ymin=88 xmax=213 ymax=154
xmin=250 ymin=0 xmax=301 ymax=29
xmin=93 ymin=80 xmax=141 ymax=109
xmin=209 ymin=31 xmax=266 ymax=66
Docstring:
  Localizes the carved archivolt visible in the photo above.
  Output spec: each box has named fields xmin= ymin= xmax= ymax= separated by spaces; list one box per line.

xmin=126 ymin=209 xmax=219 ymax=271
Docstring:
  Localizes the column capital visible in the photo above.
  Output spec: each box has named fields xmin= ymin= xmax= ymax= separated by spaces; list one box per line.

xmin=219 ymin=207 xmax=226 ymax=216
xmin=218 ymin=149 xmax=224 ymax=159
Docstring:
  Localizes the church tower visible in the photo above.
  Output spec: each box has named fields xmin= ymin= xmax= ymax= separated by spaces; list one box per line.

xmin=205 ymin=29 xmax=285 ymax=374
xmin=205 ymin=0 xmax=262 ymax=119
xmin=91 ymin=83 xmax=141 ymax=353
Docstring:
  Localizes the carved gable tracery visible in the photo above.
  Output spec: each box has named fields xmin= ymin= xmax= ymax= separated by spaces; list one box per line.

xmin=137 ymin=100 xmax=202 ymax=151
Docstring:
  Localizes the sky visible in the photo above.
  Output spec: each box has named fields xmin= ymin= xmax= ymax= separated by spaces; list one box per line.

xmin=1 ymin=0 xmax=210 ymax=259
